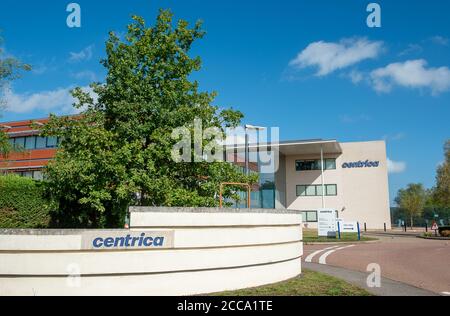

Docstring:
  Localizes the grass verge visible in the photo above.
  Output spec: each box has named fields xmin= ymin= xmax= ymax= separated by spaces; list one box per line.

xmin=212 ymin=269 xmax=372 ymax=296
xmin=303 ymin=230 xmax=377 ymax=242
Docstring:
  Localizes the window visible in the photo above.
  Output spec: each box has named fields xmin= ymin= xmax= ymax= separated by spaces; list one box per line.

xmin=46 ymin=136 xmax=58 ymax=148
xmin=306 ymin=211 xmax=318 ymax=222
xmin=296 ymin=159 xmax=336 ymax=171
xmin=302 ymin=211 xmax=318 ymax=223
xmin=305 ymin=186 xmax=316 ymax=196
xmin=296 ymin=160 xmax=318 ymax=171
xmin=326 ymin=184 xmax=337 ymax=196
xmin=325 ymin=159 xmax=336 ymax=170
xmin=36 ymin=136 xmax=47 ymax=149
xmin=296 ymin=185 xmax=307 ymax=197
xmin=22 ymin=171 xmax=33 ymax=178
xmin=32 ymin=171 xmax=44 ymax=181
xmin=25 ymin=136 xmax=36 ymax=150
xmin=316 ymin=185 xmax=323 ymax=196
xmin=301 ymin=212 xmax=307 ymax=223
xmin=296 ymin=184 xmax=338 ymax=197
xmin=14 ymin=137 xmax=25 ymax=149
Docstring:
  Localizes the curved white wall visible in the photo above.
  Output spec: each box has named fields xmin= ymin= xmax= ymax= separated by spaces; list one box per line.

xmin=0 ymin=207 xmax=303 ymax=296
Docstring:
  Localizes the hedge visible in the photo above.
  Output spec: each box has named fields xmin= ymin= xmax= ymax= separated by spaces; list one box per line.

xmin=0 ymin=174 xmax=51 ymax=228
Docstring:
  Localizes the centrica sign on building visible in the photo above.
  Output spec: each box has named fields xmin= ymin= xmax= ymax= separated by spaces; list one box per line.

xmin=342 ymin=160 xmax=380 ymax=169
xmin=81 ymin=231 xmax=175 ymax=250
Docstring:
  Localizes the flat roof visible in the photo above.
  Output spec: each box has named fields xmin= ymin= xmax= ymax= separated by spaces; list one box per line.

xmin=227 ymin=139 xmax=343 ymax=155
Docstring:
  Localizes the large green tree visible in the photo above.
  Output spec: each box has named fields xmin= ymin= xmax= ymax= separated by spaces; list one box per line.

xmin=432 ymin=140 xmax=450 ymax=208
xmin=43 ymin=10 xmax=257 ymax=228
xmin=395 ymin=183 xmax=428 ymax=228
xmin=0 ymin=35 xmax=30 ymax=155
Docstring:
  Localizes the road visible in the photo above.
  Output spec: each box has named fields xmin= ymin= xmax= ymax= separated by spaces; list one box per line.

xmin=303 ymin=235 xmax=450 ymax=295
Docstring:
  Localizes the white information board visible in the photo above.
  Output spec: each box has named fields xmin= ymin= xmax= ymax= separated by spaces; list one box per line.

xmin=339 ymin=221 xmax=358 ymax=233
xmin=318 ymin=209 xmax=337 ymax=237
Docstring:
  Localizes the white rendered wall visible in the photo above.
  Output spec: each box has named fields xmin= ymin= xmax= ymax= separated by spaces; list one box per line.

xmin=0 ymin=207 xmax=303 ymax=296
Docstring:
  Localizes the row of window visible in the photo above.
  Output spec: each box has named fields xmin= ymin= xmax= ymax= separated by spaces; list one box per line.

xmin=8 ymin=136 xmax=59 ymax=150
xmin=295 ymin=159 xmax=336 ymax=171
xmin=296 ymin=184 xmax=338 ymax=197
xmin=301 ymin=210 xmax=339 ymax=223
xmin=15 ymin=170 xmax=44 ymax=181
xmin=302 ymin=211 xmax=318 ymax=223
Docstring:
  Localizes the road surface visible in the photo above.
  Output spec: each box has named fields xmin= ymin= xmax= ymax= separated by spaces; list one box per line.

xmin=303 ymin=235 xmax=450 ymax=295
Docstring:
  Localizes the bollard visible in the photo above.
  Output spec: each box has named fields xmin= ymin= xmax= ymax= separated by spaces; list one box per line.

xmin=357 ymin=222 xmax=361 ymax=241
xmin=404 ymin=221 xmax=407 ymax=232
xmin=425 ymin=223 xmax=428 ymax=233
xmin=364 ymin=223 xmax=367 ymax=232
xmin=384 ymin=223 xmax=386 ymax=232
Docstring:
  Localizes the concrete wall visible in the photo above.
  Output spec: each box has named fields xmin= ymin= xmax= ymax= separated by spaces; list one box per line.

xmin=285 ymin=141 xmax=391 ymax=230
xmin=0 ymin=207 xmax=302 ymax=296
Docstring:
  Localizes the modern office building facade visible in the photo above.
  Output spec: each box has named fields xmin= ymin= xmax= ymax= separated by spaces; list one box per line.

xmin=227 ymin=139 xmax=391 ymax=230
xmin=0 ymin=118 xmax=391 ymax=229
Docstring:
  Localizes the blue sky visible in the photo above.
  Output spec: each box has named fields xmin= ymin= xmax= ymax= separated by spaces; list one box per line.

xmin=0 ymin=0 xmax=449 ymax=204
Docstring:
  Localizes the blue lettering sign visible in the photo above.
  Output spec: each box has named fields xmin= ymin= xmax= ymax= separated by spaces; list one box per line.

xmin=91 ymin=233 xmax=167 ymax=249
xmin=342 ymin=160 xmax=380 ymax=169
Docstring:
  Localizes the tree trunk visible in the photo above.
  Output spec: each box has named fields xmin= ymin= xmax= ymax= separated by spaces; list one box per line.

xmin=410 ymin=215 xmax=414 ymax=230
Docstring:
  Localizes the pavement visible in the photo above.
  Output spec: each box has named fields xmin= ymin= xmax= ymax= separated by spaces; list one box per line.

xmin=303 ymin=262 xmax=437 ymax=296
xmin=303 ymin=235 xmax=450 ymax=296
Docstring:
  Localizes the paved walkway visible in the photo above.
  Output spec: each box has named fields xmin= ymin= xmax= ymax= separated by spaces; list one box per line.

xmin=304 ymin=262 xmax=437 ymax=296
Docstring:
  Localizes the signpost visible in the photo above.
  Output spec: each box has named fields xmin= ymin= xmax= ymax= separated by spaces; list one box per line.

xmin=318 ymin=209 xmax=337 ymax=237
xmin=340 ymin=221 xmax=359 ymax=233
xmin=337 ymin=221 xmax=361 ymax=240
xmin=431 ymin=221 xmax=439 ymax=237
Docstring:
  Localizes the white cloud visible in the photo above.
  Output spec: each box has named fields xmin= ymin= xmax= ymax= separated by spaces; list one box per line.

xmin=430 ymin=36 xmax=449 ymax=46
xmin=348 ymin=70 xmax=364 ymax=84
xmin=339 ymin=114 xmax=371 ymax=124
xmin=387 ymin=158 xmax=406 ymax=174
xmin=31 ymin=65 xmax=48 ymax=75
xmin=370 ymin=59 xmax=450 ymax=95
xmin=398 ymin=44 xmax=423 ymax=56
xmin=71 ymin=70 xmax=97 ymax=82
xmin=383 ymin=132 xmax=406 ymax=142
xmin=4 ymin=86 xmax=96 ymax=114
xmin=69 ymin=45 xmax=94 ymax=63
xmin=289 ymin=38 xmax=384 ymax=76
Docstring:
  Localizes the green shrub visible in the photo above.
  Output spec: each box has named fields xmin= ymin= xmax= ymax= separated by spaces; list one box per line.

xmin=0 ymin=175 xmax=51 ymax=228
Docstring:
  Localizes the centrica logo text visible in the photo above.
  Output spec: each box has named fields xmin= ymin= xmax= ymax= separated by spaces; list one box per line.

xmin=342 ymin=160 xmax=380 ymax=169
xmin=93 ymin=233 xmax=165 ymax=248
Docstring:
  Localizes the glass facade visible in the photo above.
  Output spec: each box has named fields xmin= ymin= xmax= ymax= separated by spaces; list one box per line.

xmin=225 ymin=146 xmax=277 ymax=209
